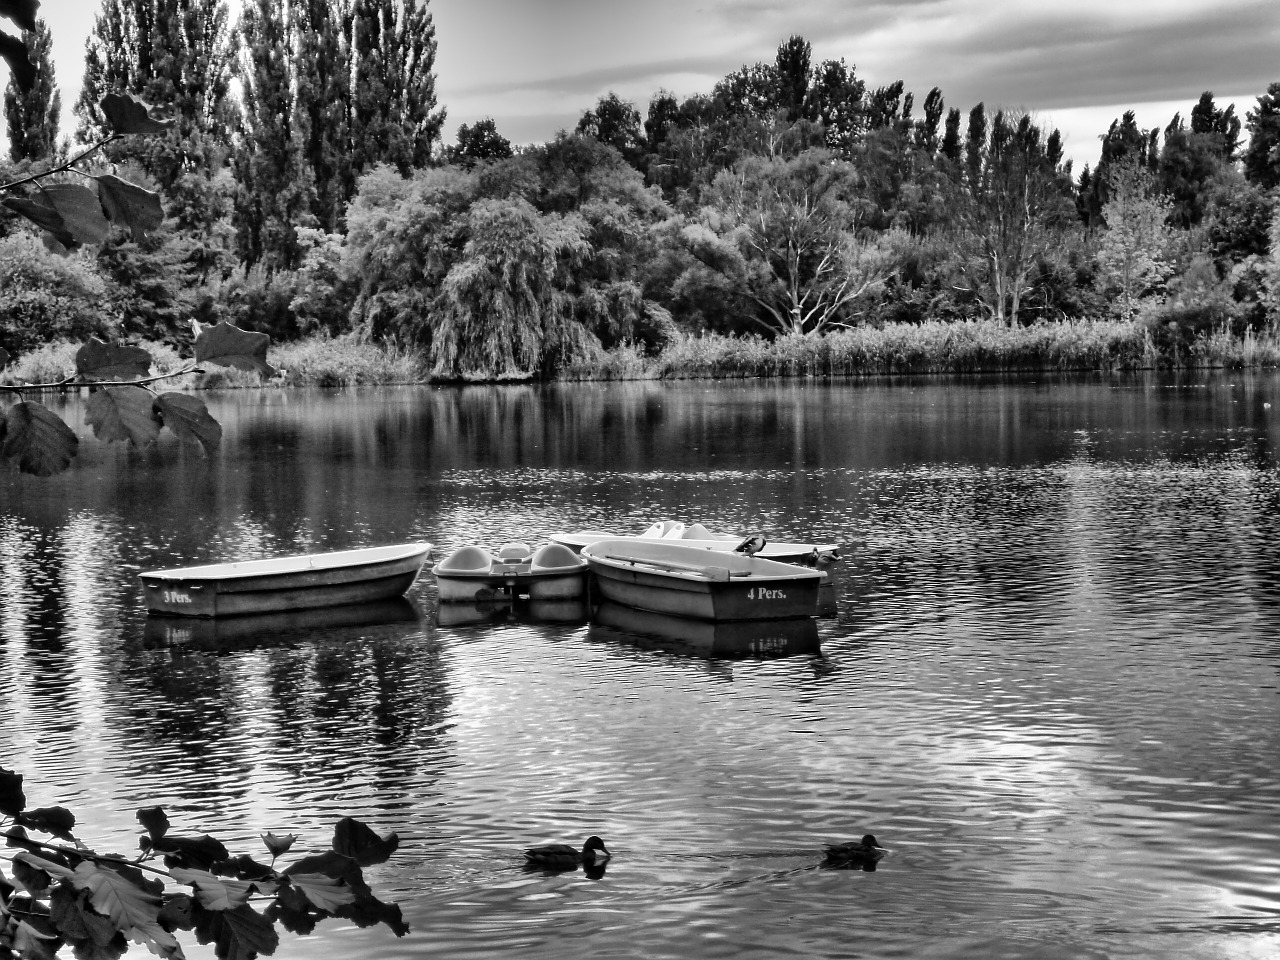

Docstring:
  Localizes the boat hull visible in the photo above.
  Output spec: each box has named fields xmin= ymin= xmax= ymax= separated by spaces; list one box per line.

xmin=140 ymin=543 xmax=432 ymax=617
xmin=591 ymin=601 xmax=820 ymax=657
xmin=582 ymin=539 xmax=822 ymax=621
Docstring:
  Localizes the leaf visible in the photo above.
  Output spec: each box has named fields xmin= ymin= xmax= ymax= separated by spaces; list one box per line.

xmin=2 ymin=400 xmax=79 ymax=475
xmin=99 ymin=92 xmax=174 ymax=135
xmin=0 ymin=0 xmax=40 ymax=33
xmin=0 ymin=29 xmax=36 ymax=92
xmin=194 ymin=321 xmax=275 ymax=376
xmin=95 ymin=174 xmax=164 ymax=240
xmin=0 ymin=766 xmax=25 ymax=817
xmin=260 ymin=833 xmax=296 ymax=860
xmin=154 ymin=834 xmax=230 ymax=871
xmin=332 ymin=818 xmax=398 ymax=868
xmin=136 ymin=806 xmax=169 ymax=841
xmin=215 ymin=854 xmax=276 ymax=883
xmin=40 ymin=183 xmax=110 ymax=245
xmin=77 ymin=338 xmax=153 ymax=381
xmin=158 ymin=892 xmax=195 ymax=931
xmin=12 ymin=851 xmax=74 ymax=882
xmin=12 ymin=854 xmax=52 ymax=895
xmin=13 ymin=918 xmax=59 ymax=960
xmin=192 ymin=901 xmax=279 ymax=960
xmin=1 ymin=193 xmax=77 ymax=249
xmin=153 ymin=393 xmax=221 ymax=455
xmin=287 ymin=873 xmax=354 ymax=913
xmin=70 ymin=862 xmax=181 ymax=958
xmin=169 ymin=868 xmax=256 ymax=912
xmin=85 ymin=386 xmax=161 ymax=447
xmin=17 ymin=806 xmax=76 ymax=841
xmin=50 ymin=885 xmax=118 ymax=948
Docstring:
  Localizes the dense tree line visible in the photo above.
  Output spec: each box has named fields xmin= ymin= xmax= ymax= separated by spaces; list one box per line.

xmin=4 ymin=14 xmax=1280 ymax=378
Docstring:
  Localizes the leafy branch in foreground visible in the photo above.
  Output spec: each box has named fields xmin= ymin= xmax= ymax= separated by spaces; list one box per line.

xmin=1 ymin=321 xmax=276 ymax=476
xmin=0 ymin=767 xmax=407 ymax=960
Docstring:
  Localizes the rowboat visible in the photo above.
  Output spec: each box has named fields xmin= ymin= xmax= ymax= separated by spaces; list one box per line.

xmin=580 ymin=538 xmax=824 ymax=621
xmin=591 ymin=601 xmax=820 ymax=658
xmin=140 ymin=542 xmax=432 ymax=618
xmin=551 ymin=520 xmax=839 ymax=564
xmin=432 ymin=542 xmax=588 ymax=603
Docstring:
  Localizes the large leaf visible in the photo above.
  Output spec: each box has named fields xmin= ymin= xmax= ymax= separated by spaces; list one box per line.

xmin=1 ymin=193 xmax=77 ymax=249
xmin=153 ymin=834 xmax=229 ymax=871
xmin=0 ymin=29 xmax=36 ymax=92
xmin=86 ymin=386 xmax=161 ymax=447
xmin=193 ymin=902 xmax=279 ymax=960
xmin=70 ymin=862 xmax=182 ymax=958
xmin=3 ymin=401 xmax=79 ymax=475
xmin=287 ymin=873 xmax=354 ymax=912
xmin=49 ymin=885 xmax=118 ymax=949
xmin=77 ymin=338 xmax=153 ymax=381
xmin=194 ymin=321 xmax=276 ymax=376
xmin=17 ymin=805 xmax=76 ymax=841
xmin=96 ymin=174 xmax=164 ymax=240
xmin=99 ymin=92 xmax=173 ymax=135
xmin=12 ymin=851 xmax=74 ymax=882
xmin=12 ymin=854 xmax=53 ymax=895
xmin=40 ymin=183 xmax=110 ymax=245
xmin=0 ymin=767 xmax=25 ymax=816
xmin=332 ymin=818 xmax=398 ymax=868
xmin=169 ymin=868 xmax=257 ymax=912
xmin=153 ymin=393 xmax=221 ymax=455
xmin=0 ymin=0 xmax=39 ymax=33
xmin=12 ymin=918 xmax=59 ymax=960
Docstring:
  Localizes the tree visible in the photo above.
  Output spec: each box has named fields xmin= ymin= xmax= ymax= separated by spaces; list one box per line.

xmin=576 ymin=92 xmax=644 ymax=167
xmin=774 ymin=34 xmax=812 ymax=123
xmin=959 ymin=111 xmax=1077 ymax=325
xmin=292 ymin=0 xmax=351 ymax=233
xmin=3 ymin=17 xmax=59 ymax=162
xmin=808 ymin=57 xmax=865 ymax=157
xmin=348 ymin=0 xmax=445 ymax=178
xmin=1095 ymin=160 xmax=1172 ymax=317
xmin=1243 ymin=81 xmax=1280 ymax=190
xmin=685 ymin=148 xmax=888 ymax=336
xmin=232 ymin=0 xmax=316 ymax=270
xmin=433 ymin=197 xmax=594 ymax=378
xmin=447 ymin=117 xmax=512 ymax=167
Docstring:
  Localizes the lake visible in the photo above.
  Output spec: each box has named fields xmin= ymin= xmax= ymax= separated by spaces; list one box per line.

xmin=2 ymin=374 xmax=1279 ymax=960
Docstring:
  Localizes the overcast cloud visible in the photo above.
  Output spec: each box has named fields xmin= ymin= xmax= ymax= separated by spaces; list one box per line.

xmin=8 ymin=0 xmax=1280 ymax=171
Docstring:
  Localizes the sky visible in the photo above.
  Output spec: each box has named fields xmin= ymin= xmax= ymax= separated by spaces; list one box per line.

xmin=6 ymin=0 xmax=1280 ymax=173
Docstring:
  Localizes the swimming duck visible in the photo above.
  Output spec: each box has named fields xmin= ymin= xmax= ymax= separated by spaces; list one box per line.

xmin=822 ymin=834 xmax=887 ymax=865
xmin=524 ymin=835 xmax=611 ymax=868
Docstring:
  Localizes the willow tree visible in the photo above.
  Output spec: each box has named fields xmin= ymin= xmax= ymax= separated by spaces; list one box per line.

xmin=432 ymin=197 xmax=594 ymax=378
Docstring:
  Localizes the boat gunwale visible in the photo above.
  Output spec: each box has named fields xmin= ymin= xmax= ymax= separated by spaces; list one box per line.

xmin=141 ymin=542 xmax=432 ymax=583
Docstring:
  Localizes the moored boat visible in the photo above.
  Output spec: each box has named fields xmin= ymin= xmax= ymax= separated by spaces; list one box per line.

xmin=551 ymin=520 xmax=838 ymax=564
xmin=580 ymin=538 xmax=824 ymax=621
xmin=140 ymin=542 xmax=433 ymax=618
xmin=432 ymin=542 xmax=589 ymax=603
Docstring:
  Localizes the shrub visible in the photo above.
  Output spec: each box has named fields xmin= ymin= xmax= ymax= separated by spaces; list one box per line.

xmin=0 ymin=234 xmax=114 ymax=358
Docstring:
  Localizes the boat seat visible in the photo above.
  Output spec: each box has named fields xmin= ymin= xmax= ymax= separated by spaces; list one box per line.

xmin=529 ymin=543 xmax=585 ymax=574
xmin=496 ymin=542 xmax=533 ymax=561
xmin=435 ymin=545 xmax=493 ymax=575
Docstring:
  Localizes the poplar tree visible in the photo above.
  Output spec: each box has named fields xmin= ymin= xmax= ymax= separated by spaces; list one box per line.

xmin=233 ymin=0 xmax=315 ymax=268
xmin=3 ymin=18 xmax=60 ymax=162
xmin=293 ymin=0 xmax=352 ymax=233
xmin=348 ymin=0 xmax=444 ymax=178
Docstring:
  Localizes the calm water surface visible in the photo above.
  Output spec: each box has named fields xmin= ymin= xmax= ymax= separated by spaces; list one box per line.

xmin=2 ymin=374 xmax=1280 ymax=960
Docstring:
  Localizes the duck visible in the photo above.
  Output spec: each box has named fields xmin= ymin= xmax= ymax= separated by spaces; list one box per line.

xmin=523 ymin=835 xmax=611 ymax=868
xmin=733 ymin=534 xmax=767 ymax=557
xmin=822 ymin=834 xmax=887 ymax=866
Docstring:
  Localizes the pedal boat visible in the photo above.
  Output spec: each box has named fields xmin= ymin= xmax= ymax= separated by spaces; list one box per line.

xmin=433 ymin=542 xmax=589 ymax=603
xmin=551 ymin=520 xmax=838 ymax=564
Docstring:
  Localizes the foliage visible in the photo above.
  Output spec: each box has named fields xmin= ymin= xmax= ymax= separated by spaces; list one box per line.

xmin=3 ymin=17 xmax=58 ymax=163
xmin=1243 ymin=82 xmax=1280 ymax=190
xmin=271 ymin=333 xmax=423 ymax=385
xmin=1095 ymin=160 xmax=1172 ymax=316
xmin=0 ymin=234 xmax=113 ymax=356
xmin=446 ymin=117 xmax=512 ymax=168
xmin=0 ymin=766 xmax=406 ymax=960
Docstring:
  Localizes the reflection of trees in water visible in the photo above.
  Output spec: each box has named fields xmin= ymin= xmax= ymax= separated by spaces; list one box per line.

xmin=104 ymin=629 xmax=455 ymax=818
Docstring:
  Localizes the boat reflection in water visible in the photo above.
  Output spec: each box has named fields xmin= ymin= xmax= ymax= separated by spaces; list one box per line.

xmin=434 ymin=598 xmax=591 ymax=628
xmin=589 ymin=601 xmax=820 ymax=659
xmin=142 ymin=597 xmax=423 ymax=650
